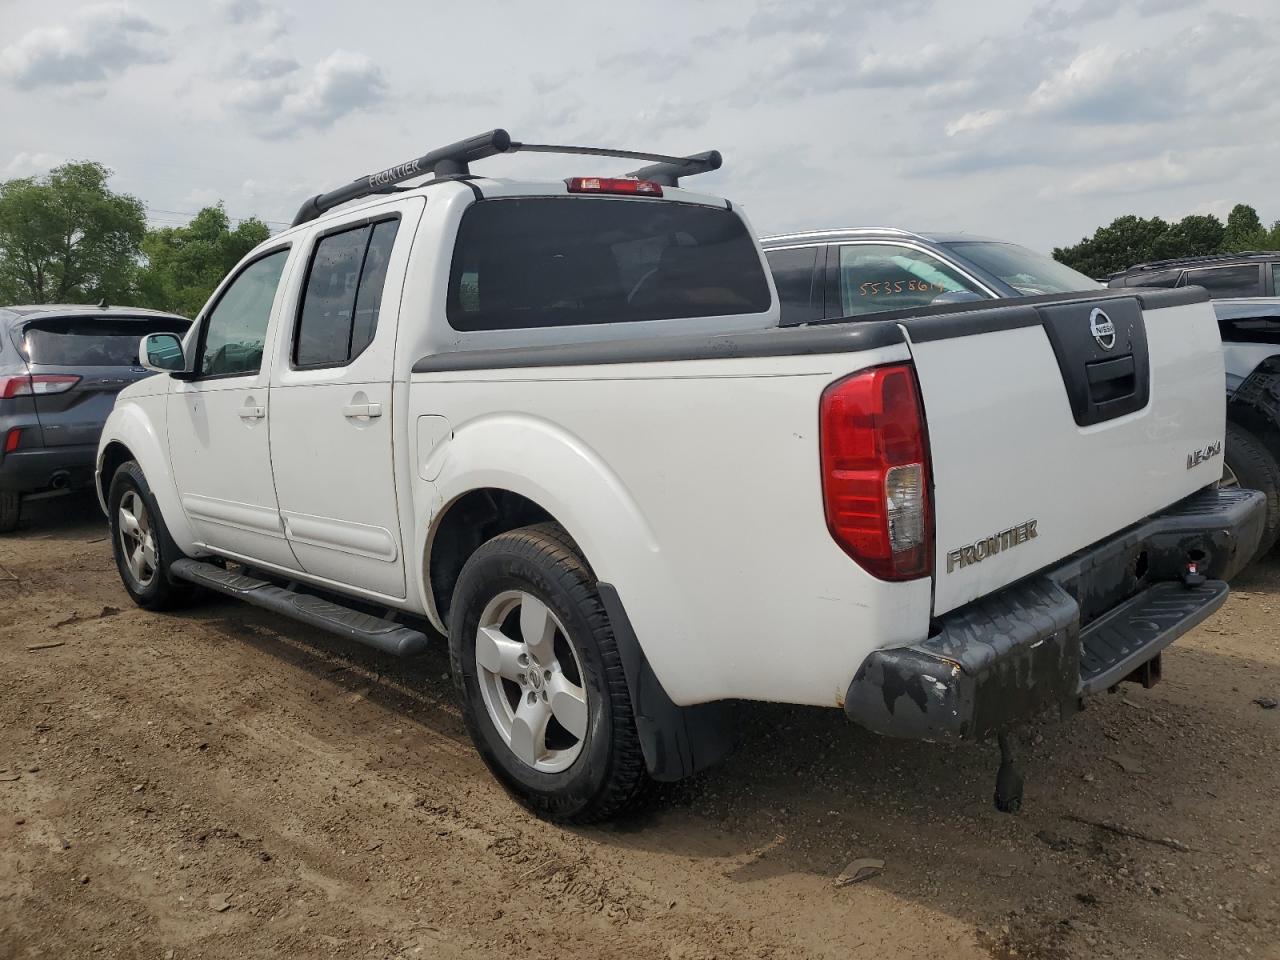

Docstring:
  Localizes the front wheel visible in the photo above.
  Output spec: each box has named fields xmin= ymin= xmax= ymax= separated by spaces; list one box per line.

xmin=108 ymin=461 xmax=195 ymax=610
xmin=449 ymin=522 xmax=648 ymax=823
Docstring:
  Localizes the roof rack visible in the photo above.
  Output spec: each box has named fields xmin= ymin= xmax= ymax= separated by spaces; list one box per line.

xmin=290 ymin=128 xmax=723 ymax=226
xmin=1121 ymin=250 xmax=1280 ymax=273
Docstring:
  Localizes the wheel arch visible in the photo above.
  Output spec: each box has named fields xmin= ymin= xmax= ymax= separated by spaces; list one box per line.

xmin=96 ymin=403 xmax=197 ymax=552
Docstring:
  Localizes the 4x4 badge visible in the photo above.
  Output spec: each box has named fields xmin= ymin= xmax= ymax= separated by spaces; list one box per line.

xmin=1089 ymin=307 xmax=1116 ymax=351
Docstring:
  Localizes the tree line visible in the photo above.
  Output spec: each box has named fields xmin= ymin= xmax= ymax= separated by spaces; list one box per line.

xmin=0 ymin=161 xmax=270 ymax=317
xmin=1052 ymin=204 xmax=1280 ymax=279
xmin=0 ymin=160 xmax=1275 ymax=314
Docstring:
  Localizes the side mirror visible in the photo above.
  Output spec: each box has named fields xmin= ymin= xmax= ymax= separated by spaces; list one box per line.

xmin=139 ymin=332 xmax=190 ymax=374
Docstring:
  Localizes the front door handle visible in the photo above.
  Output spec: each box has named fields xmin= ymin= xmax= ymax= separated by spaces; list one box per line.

xmin=238 ymin=405 xmax=266 ymax=421
xmin=343 ymin=403 xmax=382 ymax=420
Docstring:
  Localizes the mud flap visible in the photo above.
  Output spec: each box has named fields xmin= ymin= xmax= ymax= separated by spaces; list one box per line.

xmin=597 ymin=582 xmax=737 ymax=782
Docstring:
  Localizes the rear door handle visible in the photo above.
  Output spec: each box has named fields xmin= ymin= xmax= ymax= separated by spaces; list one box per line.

xmin=238 ymin=405 xmax=266 ymax=421
xmin=343 ymin=403 xmax=382 ymax=420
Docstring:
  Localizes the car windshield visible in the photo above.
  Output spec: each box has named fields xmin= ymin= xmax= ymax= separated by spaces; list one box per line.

xmin=946 ymin=241 xmax=1100 ymax=296
xmin=20 ymin=316 xmax=190 ymax=366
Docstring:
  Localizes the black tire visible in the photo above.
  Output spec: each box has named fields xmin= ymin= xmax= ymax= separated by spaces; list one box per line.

xmin=449 ymin=521 xmax=648 ymax=823
xmin=107 ymin=461 xmax=195 ymax=610
xmin=1224 ymin=421 xmax=1280 ymax=560
xmin=0 ymin=492 xmax=19 ymax=533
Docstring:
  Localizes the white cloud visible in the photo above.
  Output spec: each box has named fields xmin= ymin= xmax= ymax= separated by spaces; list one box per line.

xmin=0 ymin=3 xmax=167 ymax=91
xmin=4 ymin=151 xmax=64 ymax=176
xmin=945 ymin=110 xmax=1010 ymax=137
xmin=229 ymin=50 xmax=387 ymax=138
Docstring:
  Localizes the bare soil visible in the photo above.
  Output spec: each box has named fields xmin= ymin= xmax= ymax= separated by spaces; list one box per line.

xmin=2 ymin=495 xmax=1278 ymax=960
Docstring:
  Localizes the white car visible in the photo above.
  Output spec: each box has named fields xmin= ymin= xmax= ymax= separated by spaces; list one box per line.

xmin=96 ymin=130 xmax=1263 ymax=823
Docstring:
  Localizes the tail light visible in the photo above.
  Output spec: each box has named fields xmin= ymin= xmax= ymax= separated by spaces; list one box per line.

xmin=819 ymin=363 xmax=932 ymax=580
xmin=0 ymin=374 xmax=81 ymax=399
xmin=565 ymin=176 xmax=663 ymax=197
xmin=3 ymin=428 xmax=20 ymax=454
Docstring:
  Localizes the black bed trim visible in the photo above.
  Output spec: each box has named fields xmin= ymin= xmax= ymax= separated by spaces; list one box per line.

xmin=412 ymin=321 xmax=904 ymax=373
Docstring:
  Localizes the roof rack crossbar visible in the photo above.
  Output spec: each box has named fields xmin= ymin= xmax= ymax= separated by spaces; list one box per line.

xmin=292 ymin=129 xmax=514 ymax=226
xmin=291 ymin=129 xmax=722 ymax=226
xmin=1123 ymin=250 xmax=1280 ymax=273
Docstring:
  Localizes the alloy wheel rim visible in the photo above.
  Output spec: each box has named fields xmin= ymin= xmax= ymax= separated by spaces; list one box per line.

xmin=118 ymin=490 xmax=158 ymax=588
xmin=475 ymin=590 xmax=589 ymax=774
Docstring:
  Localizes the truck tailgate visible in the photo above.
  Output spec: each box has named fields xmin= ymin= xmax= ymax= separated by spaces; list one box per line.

xmin=903 ymin=290 xmax=1226 ymax=616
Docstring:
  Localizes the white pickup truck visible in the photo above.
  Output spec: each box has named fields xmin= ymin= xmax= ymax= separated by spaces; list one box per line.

xmin=97 ymin=131 xmax=1264 ymax=823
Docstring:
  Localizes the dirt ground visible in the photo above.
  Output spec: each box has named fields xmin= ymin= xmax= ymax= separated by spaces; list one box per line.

xmin=1 ymin=496 xmax=1278 ymax=960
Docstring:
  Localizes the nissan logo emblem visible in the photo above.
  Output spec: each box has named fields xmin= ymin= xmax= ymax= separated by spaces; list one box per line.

xmin=1089 ymin=307 xmax=1116 ymax=351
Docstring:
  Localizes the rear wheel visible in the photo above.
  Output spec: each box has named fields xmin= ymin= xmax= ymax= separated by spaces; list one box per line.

xmin=449 ymin=522 xmax=648 ymax=823
xmin=1223 ymin=421 xmax=1280 ymax=560
xmin=108 ymin=461 xmax=195 ymax=610
xmin=0 ymin=492 xmax=19 ymax=533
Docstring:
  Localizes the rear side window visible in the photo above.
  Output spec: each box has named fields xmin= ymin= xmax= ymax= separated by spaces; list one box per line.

xmin=22 ymin=317 xmax=190 ymax=367
xmin=446 ymin=197 xmax=771 ymax=331
xmin=1184 ymin=264 xmax=1262 ymax=298
xmin=764 ymin=246 xmax=822 ymax=325
xmin=1271 ymin=263 xmax=1280 ymax=296
xmin=295 ymin=218 xmax=401 ymax=368
xmin=1117 ymin=269 xmax=1182 ymax=288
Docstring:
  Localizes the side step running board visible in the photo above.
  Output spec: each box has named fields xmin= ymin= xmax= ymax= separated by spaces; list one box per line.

xmin=170 ymin=558 xmax=430 ymax=657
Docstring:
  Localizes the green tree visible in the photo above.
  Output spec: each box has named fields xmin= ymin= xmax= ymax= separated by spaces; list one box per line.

xmin=0 ymin=161 xmax=146 ymax=304
xmin=1053 ymin=215 xmax=1171 ymax=277
xmin=136 ymin=204 xmax=271 ymax=316
xmin=1222 ymin=203 xmax=1267 ymax=252
xmin=1156 ymin=214 xmax=1224 ymax=260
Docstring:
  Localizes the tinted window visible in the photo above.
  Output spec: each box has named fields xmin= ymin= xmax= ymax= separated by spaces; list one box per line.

xmin=200 ymin=249 xmax=289 ymax=377
xmin=446 ymin=198 xmax=771 ymax=331
xmin=764 ymin=246 xmax=821 ymax=325
xmin=22 ymin=317 xmax=189 ymax=367
xmin=1184 ymin=264 xmax=1262 ymax=298
xmin=1116 ymin=269 xmax=1182 ymax=289
xmin=837 ymin=244 xmax=980 ymax=316
xmin=295 ymin=219 xmax=400 ymax=367
xmin=1272 ymin=264 xmax=1280 ymax=296
xmin=946 ymin=241 xmax=1099 ymax=295
xmin=351 ymin=220 xmax=398 ymax=357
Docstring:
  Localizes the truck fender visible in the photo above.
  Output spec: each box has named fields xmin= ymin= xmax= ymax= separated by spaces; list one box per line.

xmin=423 ymin=412 xmax=671 ymax=610
xmin=421 ymin=413 xmax=734 ymax=779
xmin=97 ymin=401 xmax=199 ymax=554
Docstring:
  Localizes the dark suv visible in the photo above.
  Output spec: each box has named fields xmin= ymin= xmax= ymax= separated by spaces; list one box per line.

xmin=0 ymin=304 xmax=189 ymax=532
xmin=1108 ymin=251 xmax=1280 ymax=297
xmin=1110 ymin=253 xmax=1280 ymax=558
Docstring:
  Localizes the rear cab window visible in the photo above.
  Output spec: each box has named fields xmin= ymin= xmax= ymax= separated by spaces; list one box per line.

xmin=446 ymin=197 xmax=771 ymax=331
xmin=20 ymin=316 xmax=190 ymax=367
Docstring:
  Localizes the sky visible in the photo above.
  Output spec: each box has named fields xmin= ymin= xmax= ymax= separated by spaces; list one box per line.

xmin=0 ymin=0 xmax=1276 ymax=252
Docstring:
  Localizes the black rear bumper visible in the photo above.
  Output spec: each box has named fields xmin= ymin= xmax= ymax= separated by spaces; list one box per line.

xmin=844 ymin=486 xmax=1264 ymax=742
xmin=0 ymin=444 xmax=97 ymax=495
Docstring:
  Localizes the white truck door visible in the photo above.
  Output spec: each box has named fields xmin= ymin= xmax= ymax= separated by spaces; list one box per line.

xmin=268 ymin=200 xmax=421 ymax=600
xmin=167 ymin=246 xmax=302 ymax=571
